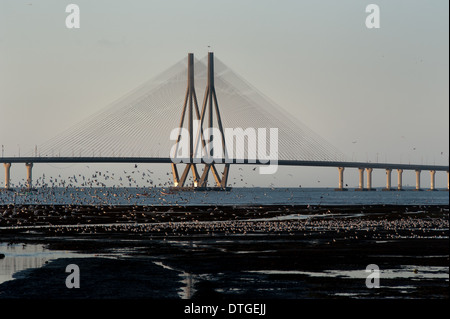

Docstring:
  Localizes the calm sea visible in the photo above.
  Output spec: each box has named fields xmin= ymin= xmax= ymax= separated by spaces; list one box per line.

xmin=0 ymin=187 xmax=448 ymax=206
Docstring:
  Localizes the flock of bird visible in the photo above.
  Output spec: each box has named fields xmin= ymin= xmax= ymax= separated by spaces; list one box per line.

xmin=0 ymin=165 xmax=448 ymax=241
xmin=1 ymin=194 xmax=448 ymax=242
xmin=3 ymin=166 xmax=264 ymax=190
xmin=0 ymin=166 xmax=283 ymax=206
xmin=32 ymin=214 xmax=449 ymax=242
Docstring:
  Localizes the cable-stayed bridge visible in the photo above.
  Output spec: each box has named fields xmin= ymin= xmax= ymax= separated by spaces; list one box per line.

xmin=1 ymin=53 xmax=448 ymax=191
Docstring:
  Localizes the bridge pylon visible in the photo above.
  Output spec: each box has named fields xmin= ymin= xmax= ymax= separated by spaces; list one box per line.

xmin=171 ymin=52 xmax=230 ymax=189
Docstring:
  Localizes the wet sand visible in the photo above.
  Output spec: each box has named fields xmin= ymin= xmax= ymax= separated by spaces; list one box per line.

xmin=1 ymin=203 xmax=448 ymax=227
xmin=0 ymin=204 xmax=448 ymax=300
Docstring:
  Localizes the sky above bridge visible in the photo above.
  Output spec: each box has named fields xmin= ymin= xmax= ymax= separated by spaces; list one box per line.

xmin=0 ymin=0 xmax=448 ymax=187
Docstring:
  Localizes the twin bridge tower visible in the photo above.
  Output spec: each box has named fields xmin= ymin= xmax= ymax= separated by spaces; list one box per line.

xmin=171 ymin=52 xmax=230 ymax=189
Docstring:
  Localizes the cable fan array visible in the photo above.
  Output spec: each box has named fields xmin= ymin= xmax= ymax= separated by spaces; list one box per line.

xmin=35 ymin=54 xmax=347 ymax=163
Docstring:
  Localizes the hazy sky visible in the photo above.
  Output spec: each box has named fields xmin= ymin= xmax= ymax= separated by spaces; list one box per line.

xmin=0 ymin=0 xmax=448 ymax=187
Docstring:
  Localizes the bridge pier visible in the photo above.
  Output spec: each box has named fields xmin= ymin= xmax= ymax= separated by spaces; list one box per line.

xmin=4 ymin=163 xmax=11 ymax=190
xmin=335 ymin=167 xmax=347 ymax=191
xmin=447 ymin=171 xmax=449 ymax=191
xmin=414 ymin=169 xmax=422 ymax=191
xmin=428 ymin=170 xmax=437 ymax=191
xmin=25 ymin=162 xmax=33 ymax=190
xmin=355 ymin=168 xmax=366 ymax=191
xmin=397 ymin=169 xmax=404 ymax=191
xmin=382 ymin=168 xmax=394 ymax=191
xmin=366 ymin=168 xmax=375 ymax=191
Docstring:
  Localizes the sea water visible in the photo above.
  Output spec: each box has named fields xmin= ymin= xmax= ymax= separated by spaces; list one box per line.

xmin=0 ymin=187 xmax=448 ymax=206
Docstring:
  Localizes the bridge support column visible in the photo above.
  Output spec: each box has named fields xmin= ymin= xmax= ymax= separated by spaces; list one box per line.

xmin=414 ymin=170 xmax=422 ymax=191
xmin=382 ymin=168 xmax=393 ymax=191
xmin=4 ymin=163 xmax=11 ymax=190
xmin=366 ymin=168 xmax=374 ymax=191
xmin=25 ymin=162 xmax=33 ymax=190
xmin=428 ymin=170 xmax=437 ymax=191
xmin=447 ymin=171 xmax=449 ymax=191
xmin=335 ymin=167 xmax=347 ymax=191
xmin=355 ymin=168 xmax=366 ymax=191
xmin=171 ymin=52 xmax=230 ymax=189
xmin=397 ymin=169 xmax=403 ymax=191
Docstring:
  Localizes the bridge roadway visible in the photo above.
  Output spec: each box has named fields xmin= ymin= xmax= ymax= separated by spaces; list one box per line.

xmin=1 ymin=157 xmax=449 ymax=191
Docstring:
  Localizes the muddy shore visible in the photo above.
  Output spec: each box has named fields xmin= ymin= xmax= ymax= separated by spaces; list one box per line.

xmin=0 ymin=204 xmax=448 ymax=301
xmin=1 ymin=203 xmax=447 ymax=227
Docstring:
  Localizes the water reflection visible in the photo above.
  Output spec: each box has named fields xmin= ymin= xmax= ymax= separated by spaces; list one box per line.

xmin=153 ymin=261 xmax=196 ymax=299
xmin=0 ymin=243 xmax=85 ymax=285
xmin=247 ymin=266 xmax=449 ymax=280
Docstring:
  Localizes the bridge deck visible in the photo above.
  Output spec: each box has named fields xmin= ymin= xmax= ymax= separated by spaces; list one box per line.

xmin=1 ymin=157 xmax=448 ymax=171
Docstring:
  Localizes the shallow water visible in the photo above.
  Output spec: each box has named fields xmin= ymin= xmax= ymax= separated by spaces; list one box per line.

xmin=0 ymin=240 xmax=199 ymax=299
xmin=0 ymin=242 xmax=90 ymax=285
xmin=247 ymin=266 xmax=449 ymax=280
